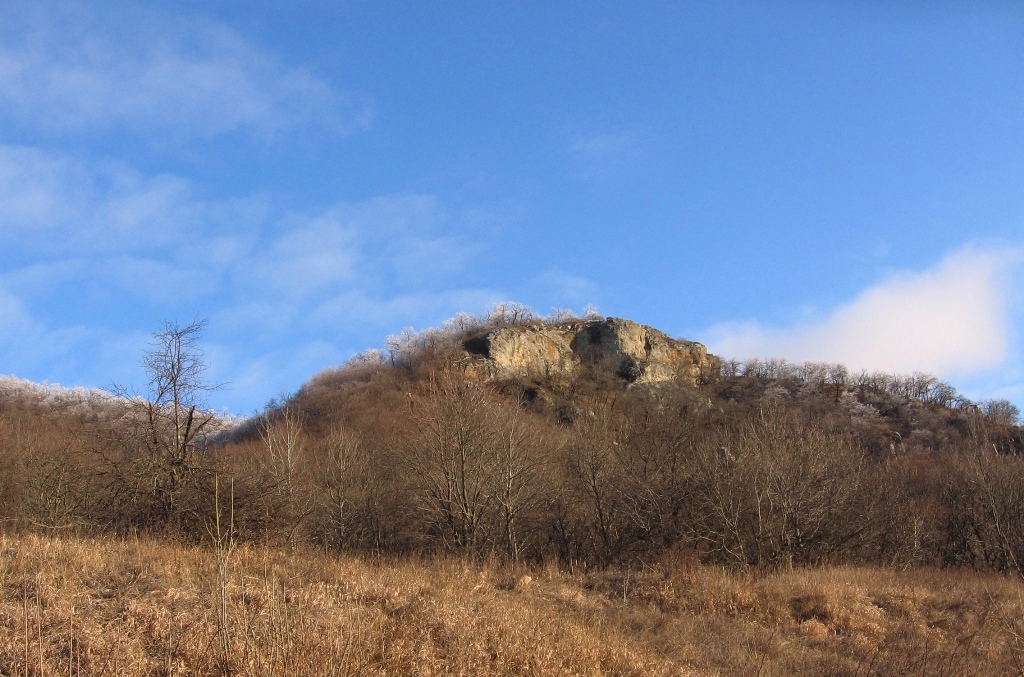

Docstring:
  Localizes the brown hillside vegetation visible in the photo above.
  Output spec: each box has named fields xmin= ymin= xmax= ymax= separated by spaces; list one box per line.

xmin=3 ymin=533 xmax=1024 ymax=676
xmin=0 ymin=306 xmax=1022 ymax=570
xmin=3 ymin=306 xmax=1024 ymax=674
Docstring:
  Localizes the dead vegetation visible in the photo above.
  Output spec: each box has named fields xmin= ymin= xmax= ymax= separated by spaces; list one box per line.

xmin=3 ymin=533 xmax=1024 ymax=676
xmin=3 ymin=309 xmax=1024 ymax=673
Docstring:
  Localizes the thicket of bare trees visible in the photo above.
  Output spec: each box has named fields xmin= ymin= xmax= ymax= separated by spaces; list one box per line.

xmin=1 ymin=313 xmax=1024 ymax=575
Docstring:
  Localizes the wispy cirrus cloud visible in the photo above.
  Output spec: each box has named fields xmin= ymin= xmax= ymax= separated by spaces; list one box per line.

xmin=0 ymin=144 xmax=266 ymax=255
xmin=0 ymin=2 xmax=371 ymax=141
xmin=306 ymin=287 xmax=504 ymax=334
xmin=0 ymin=143 xmax=500 ymax=386
xmin=0 ymin=3 xmax=502 ymax=411
xmin=0 ymin=280 xmax=131 ymax=383
xmin=0 ymin=145 xmax=487 ymax=302
xmin=561 ymin=129 xmax=646 ymax=180
xmin=566 ymin=131 xmax=641 ymax=160
xmin=0 ymin=286 xmax=37 ymax=343
xmin=705 ymin=246 xmax=1021 ymax=377
xmin=228 ymin=194 xmax=482 ymax=303
xmin=529 ymin=268 xmax=600 ymax=307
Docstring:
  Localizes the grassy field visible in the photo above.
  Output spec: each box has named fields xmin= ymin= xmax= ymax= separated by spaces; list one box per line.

xmin=2 ymin=534 xmax=1024 ymax=676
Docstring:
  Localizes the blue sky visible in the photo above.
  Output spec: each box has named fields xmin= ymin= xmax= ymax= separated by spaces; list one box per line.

xmin=1 ymin=0 xmax=1022 ymax=414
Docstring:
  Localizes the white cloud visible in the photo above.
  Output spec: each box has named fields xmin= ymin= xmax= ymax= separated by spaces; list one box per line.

xmin=0 ymin=145 xmax=488 ymax=307
xmin=705 ymin=247 xmax=1020 ymax=377
xmin=0 ymin=146 xmax=497 ymax=337
xmin=0 ymin=282 xmax=127 ymax=381
xmin=0 ymin=145 xmax=89 ymax=232
xmin=0 ymin=286 xmax=38 ymax=342
xmin=96 ymin=257 xmax=219 ymax=303
xmin=307 ymin=288 xmax=503 ymax=334
xmin=530 ymin=268 xmax=600 ymax=306
xmin=0 ymin=134 xmax=501 ymax=409
xmin=248 ymin=212 xmax=360 ymax=296
xmin=0 ymin=2 xmax=370 ymax=140
xmin=227 ymin=194 xmax=478 ymax=303
xmin=566 ymin=131 xmax=641 ymax=161
xmin=342 ymin=194 xmax=481 ymax=282
xmin=561 ymin=130 xmax=646 ymax=180
xmin=0 ymin=145 xmax=265 ymax=254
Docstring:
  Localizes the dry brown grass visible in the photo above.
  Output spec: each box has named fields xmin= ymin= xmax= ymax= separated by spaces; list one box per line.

xmin=2 ymin=534 xmax=1024 ymax=676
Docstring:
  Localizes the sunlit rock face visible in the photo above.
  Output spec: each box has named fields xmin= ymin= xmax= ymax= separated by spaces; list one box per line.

xmin=571 ymin=318 xmax=716 ymax=385
xmin=464 ymin=324 xmax=581 ymax=380
xmin=464 ymin=318 xmax=719 ymax=386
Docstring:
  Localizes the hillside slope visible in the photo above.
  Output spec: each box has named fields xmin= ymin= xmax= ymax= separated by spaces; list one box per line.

xmin=1 ymin=309 xmax=1022 ymax=572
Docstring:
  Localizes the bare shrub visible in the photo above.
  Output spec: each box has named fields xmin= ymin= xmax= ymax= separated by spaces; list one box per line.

xmin=688 ymin=406 xmax=867 ymax=568
xmin=943 ymin=448 xmax=1024 ymax=574
xmin=405 ymin=371 xmax=503 ymax=552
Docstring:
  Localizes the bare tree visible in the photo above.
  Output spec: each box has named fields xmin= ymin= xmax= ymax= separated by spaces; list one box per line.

xmin=258 ymin=405 xmax=305 ymax=500
xmin=313 ymin=425 xmax=365 ymax=547
xmin=492 ymin=400 xmax=550 ymax=562
xmin=408 ymin=371 xmax=498 ymax=552
xmin=568 ymin=408 xmax=626 ymax=563
xmin=688 ymin=406 xmax=866 ymax=568
xmin=944 ymin=448 xmax=1024 ymax=574
xmin=983 ymin=400 xmax=1021 ymax=427
xmin=256 ymin=404 xmax=316 ymax=542
xmin=107 ymin=319 xmax=220 ymax=531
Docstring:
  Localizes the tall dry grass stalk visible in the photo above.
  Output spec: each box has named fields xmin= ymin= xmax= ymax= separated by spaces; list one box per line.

xmin=2 ymin=533 xmax=1024 ymax=675
xmin=211 ymin=475 xmax=236 ymax=673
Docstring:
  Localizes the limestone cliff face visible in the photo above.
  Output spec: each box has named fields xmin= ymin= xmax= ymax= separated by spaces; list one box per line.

xmin=463 ymin=318 xmax=718 ymax=386
xmin=470 ymin=325 xmax=581 ymax=380
xmin=572 ymin=318 xmax=715 ymax=385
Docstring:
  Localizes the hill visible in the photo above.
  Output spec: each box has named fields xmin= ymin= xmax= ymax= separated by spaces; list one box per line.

xmin=3 ymin=307 xmax=1024 ymax=675
xmin=2 ymin=306 xmax=1020 ymax=570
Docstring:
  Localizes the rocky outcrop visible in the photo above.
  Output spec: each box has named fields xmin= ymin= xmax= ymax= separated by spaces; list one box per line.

xmin=463 ymin=318 xmax=718 ymax=386
xmin=465 ymin=325 xmax=581 ymax=380
xmin=572 ymin=318 xmax=715 ymax=385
